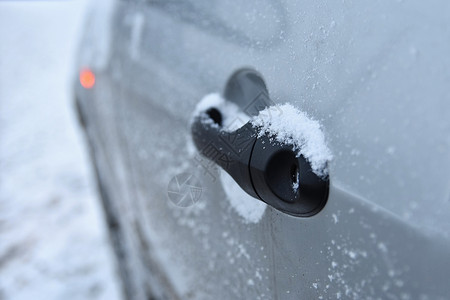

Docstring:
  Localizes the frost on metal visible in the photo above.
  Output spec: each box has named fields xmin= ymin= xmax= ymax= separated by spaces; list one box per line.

xmin=220 ymin=170 xmax=267 ymax=224
xmin=251 ymin=103 xmax=333 ymax=178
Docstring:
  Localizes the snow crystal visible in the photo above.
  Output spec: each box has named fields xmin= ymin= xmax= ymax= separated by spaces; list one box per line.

xmin=237 ymin=244 xmax=251 ymax=260
xmin=192 ymin=93 xmax=225 ymax=116
xmin=220 ymin=170 xmax=267 ymax=224
xmin=378 ymin=242 xmax=388 ymax=253
xmin=332 ymin=213 xmax=339 ymax=224
xmin=350 ymin=149 xmax=360 ymax=156
xmin=255 ymin=270 xmax=263 ymax=280
xmin=386 ymin=146 xmax=396 ymax=155
xmin=347 ymin=251 xmax=357 ymax=259
xmin=251 ymin=103 xmax=332 ymax=177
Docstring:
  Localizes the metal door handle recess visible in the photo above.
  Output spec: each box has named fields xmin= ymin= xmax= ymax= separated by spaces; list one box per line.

xmin=191 ymin=69 xmax=329 ymax=217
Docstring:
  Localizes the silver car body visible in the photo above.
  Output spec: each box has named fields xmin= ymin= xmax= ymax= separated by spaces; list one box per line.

xmin=74 ymin=0 xmax=450 ymax=299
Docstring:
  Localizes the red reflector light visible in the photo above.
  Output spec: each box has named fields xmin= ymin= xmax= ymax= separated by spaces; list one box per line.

xmin=80 ymin=69 xmax=95 ymax=89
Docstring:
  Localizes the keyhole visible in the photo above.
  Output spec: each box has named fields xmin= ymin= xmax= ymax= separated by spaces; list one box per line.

xmin=206 ymin=108 xmax=222 ymax=126
xmin=290 ymin=164 xmax=298 ymax=184
xmin=290 ymin=164 xmax=299 ymax=192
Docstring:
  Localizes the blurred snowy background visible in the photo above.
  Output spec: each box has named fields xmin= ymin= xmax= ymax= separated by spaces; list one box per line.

xmin=0 ymin=1 xmax=122 ymax=299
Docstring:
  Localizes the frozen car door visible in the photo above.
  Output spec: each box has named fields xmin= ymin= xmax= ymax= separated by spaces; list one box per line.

xmin=101 ymin=0 xmax=450 ymax=299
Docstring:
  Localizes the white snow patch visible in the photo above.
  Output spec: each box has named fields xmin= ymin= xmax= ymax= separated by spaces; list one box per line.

xmin=192 ymin=93 xmax=224 ymax=116
xmin=332 ymin=213 xmax=339 ymax=224
xmin=220 ymin=170 xmax=267 ymax=224
xmin=192 ymin=93 xmax=250 ymax=132
xmin=251 ymin=103 xmax=332 ymax=177
xmin=0 ymin=2 xmax=121 ymax=300
xmin=347 ymin=250 xmax=357 ymax=259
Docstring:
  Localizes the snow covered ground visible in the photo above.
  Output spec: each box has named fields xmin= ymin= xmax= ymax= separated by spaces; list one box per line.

xmin=0 ymin=1 xmax=122 ymax=300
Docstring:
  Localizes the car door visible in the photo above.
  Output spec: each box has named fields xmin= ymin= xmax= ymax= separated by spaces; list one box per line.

xmin=77 ymin=0 xmax=450 ymax=299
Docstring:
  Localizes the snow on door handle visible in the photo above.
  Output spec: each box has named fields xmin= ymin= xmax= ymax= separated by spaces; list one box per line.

xmin=191 ymin=68 xmax=331 ymax=217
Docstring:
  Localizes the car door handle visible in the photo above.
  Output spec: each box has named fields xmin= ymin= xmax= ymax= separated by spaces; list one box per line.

xmin=191 ymin=69 xmax=329 ymax=217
